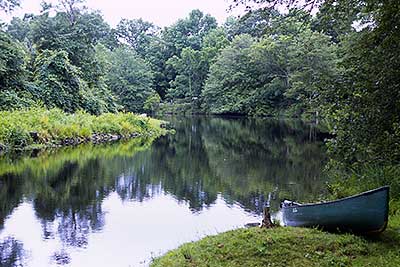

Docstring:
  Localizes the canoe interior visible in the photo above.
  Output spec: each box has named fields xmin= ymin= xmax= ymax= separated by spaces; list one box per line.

xmin=282 ymin=186 xmax=389 ymax=234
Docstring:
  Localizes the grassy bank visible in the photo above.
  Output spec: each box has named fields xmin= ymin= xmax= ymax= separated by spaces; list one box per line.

xmin=152 ymin=220 xmax=400 ymax=267
xmin=152 ymin=163 xmax=400 ymax=267
xmin=0 ymin=108 xmax=167 ymax=152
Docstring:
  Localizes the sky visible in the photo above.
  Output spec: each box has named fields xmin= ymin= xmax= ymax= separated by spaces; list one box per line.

xmin=0 ymin=0 xmax=245 ymax=27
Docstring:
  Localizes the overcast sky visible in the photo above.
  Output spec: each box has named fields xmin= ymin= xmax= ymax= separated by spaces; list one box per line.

xmin=0 ymin=0 xmax=245 ymax=27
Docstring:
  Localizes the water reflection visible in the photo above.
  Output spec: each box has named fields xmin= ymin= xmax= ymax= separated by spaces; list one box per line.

xmin=0 ymin=116 xmax=327 ymax=266
xmin=0 ymin=237 xmax=26 ymax=267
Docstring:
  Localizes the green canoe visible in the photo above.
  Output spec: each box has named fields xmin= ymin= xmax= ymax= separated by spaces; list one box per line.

xmin=281 ymin=186 xmax=389 ymax=234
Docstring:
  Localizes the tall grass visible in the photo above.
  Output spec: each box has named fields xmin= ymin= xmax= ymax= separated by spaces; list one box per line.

xmin=0 ymin=108 xmax=164 ymax=151
xmin=327 ymin=162 xmax=400 ymax=217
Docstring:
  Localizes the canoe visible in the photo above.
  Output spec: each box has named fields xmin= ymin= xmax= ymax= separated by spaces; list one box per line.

xmin=281 ymin=186 xmax=389 ymax=234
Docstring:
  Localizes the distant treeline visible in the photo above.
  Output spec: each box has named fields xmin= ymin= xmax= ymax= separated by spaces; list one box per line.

xmin=1 ymin=1 xmax=336 ymax=118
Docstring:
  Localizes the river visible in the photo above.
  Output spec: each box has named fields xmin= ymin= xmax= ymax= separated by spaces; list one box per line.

xmin=0 ymin=116 xmax=328 ymax=267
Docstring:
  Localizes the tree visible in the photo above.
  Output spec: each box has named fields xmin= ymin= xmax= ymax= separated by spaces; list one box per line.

xmin=0 ymin=30 xmax=36 ymax=110
xmin=29 ymin=9 xmax=117 ymax=113
xmin=228 ymin=8 xmax=282 ymax=38
xmin=201 ymin=28 xmax=230 ymax=65
xmin=33 ymin=50 xmax=84 ymax=113
xmin=202 ymin=11 xmax=337 ymax=117
xmin=147 ymin=10 xmax=218 ymax=101
xmin=166 ymin=27 xmax=230 ymax=104
xmin=57 ymin=0 xmax=86 ymax=25
xmin=202 ymin=34 xmax=256 ymax=115
xmin=325 ymin=2 xmax=400 ymax=164
xmin=162 ymin=9 xmax=218 ymax=55
xmin=6 ymin=14 xmax=33 ymax=43
xmin=284 ymin=29 xmax=338 ymax=116
xmin=143 ymin=92 xmax=161 ymax=114
xmin=167 ymin=48 xmax=205 ymax=100
xmin=0 ymin=0 xmax=20 ymax=14
xmin=311 ymin=1 xmax=358 ymax=43
xmin=0 ymin=30 xmax=26 ymax=91
xmin=231 ymin=0 xmax=400 ymax=165
xmin=143 ymin=37 xmax=171 ymax=99
xmin=116 ymin=18 xmax=159 ymax=57
xmin=106 ymin=46 xmax=155 ymax=113
xmin=230 ymin=0 xmax=323 ymax=12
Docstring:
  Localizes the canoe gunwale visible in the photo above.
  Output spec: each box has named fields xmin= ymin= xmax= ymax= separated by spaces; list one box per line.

xmin=281 ymin=186 xmax=390 ymax=234
xmin=281 ymin=186 xmax=389 ymax=209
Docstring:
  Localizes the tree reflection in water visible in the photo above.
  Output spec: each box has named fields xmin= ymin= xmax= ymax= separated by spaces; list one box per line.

xmin=0 ymin=116 xmax=327 ymax=265
xmin=0 ymin=237 xmax=26 ymax=267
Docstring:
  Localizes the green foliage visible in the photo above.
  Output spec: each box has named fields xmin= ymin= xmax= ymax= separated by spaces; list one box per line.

xmin=5 ymin=16 xmax=31 ymax=48
xmin=0 ymin=90 xmax=37 ymax=110
xmin=28 ymin=9 xmax=118 ymax=113
xmin=148 ymin=9 xmax=218 ymax=100
xmin=162 ymin=9 xmax=218 ymax=54
xmin=284 ymin=29 xmax=338 ymax=117
xmin=228 ymin=8 xmax=282 ymax=38
xmin=0 ymin=30 xmax=26 ymax=91
xmin=201 ymin=28 xmax=230 ymax=65
xmin=202 ymin=34 xmax=256 ymax=115
xmin=152 ymin=227 xmax=400 ymax=267
xmin=116 ymin=18 xmax=158 ymax=57
xmin=33 ymin=50 xmax=85 ymax=113
xmin=144 ymin=92 xmax=161 ymax=113
xmin=105 ymin=46 xmax=155 ymax=113
xmin=0 ymin=108 xmax=164 ymax=151
xmin=231 ymin=0 xmax=400 ymax=168
xmin=166 ymin=48 xmax=205 ymax=100
xmin=325 ymin=2 xmax=400 ymax=165
xmin=202 ymin=19 xmax=337 ymax=117
xmin=166 ymin=27 xmax=230 ymax=104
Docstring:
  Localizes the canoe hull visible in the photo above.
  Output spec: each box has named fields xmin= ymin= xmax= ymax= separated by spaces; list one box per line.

xmin=282 ymin=186 xmax=389 ymax=234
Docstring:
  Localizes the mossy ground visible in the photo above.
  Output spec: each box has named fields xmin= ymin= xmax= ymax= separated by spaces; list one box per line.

xmin=152 ymin=214 xmax=400 ymax=267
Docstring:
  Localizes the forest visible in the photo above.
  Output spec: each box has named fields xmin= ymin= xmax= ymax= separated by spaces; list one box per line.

xmin=0 ymin=1 xmax=399 ymax=266
xmin=0 ymin=0 xmax=399 ymax=190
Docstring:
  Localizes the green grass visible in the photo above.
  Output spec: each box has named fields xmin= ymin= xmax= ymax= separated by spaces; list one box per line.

xmin=0 ymin=108 xmax=166 ymax=151
xmin=152 ymin=162 xmax=400 ymax=267
xmin=152 ymin=222 xmax=400 ymax=267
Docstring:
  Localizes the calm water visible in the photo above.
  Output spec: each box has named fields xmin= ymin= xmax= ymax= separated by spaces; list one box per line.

xmin=0 ymin=116 xmax=327 ymax=267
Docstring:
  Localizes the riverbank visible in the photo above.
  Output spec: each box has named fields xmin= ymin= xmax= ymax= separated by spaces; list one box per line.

xmin=0 ymin=108 xmax=168 ymax=153
xmin=152 ymin=214 xmax=400 ymax=267
xmin=150 ymin=150 xmax=400 ymax=266
xmin=152 ymin=166 xmax=400 ymax=267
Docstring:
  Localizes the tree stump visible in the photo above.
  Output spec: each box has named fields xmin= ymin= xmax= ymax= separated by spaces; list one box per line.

xmin=261 ymin=206 xmax=274 ymax=228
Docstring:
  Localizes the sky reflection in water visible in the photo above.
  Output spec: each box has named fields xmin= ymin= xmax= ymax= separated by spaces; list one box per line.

xmin=0 ymin=116 xmax=327 ymax=266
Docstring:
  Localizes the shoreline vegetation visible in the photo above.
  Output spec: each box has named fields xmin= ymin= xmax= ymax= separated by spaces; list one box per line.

xmin=0 ymin=108 xmax=168 ymax=154
xmin=151 ymin=224 xmax=400 ymax=267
